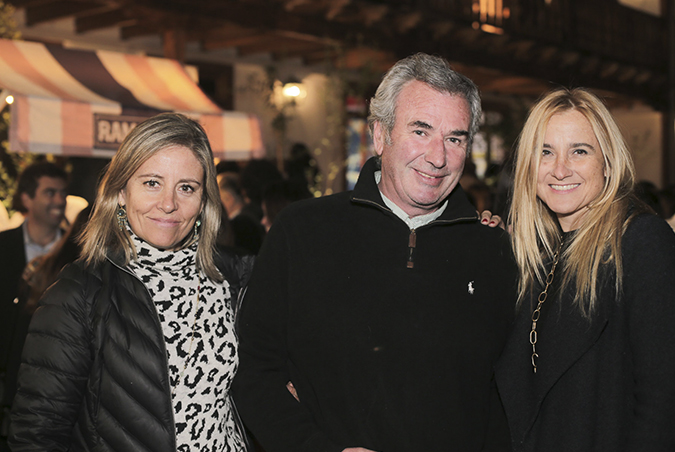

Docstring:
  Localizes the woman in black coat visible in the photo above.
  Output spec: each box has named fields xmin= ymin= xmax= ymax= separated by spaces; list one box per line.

xmin=495 ymin=88 xmax=675 ymax=451
xmin=9 ymin=113 xmax=251 ymax=452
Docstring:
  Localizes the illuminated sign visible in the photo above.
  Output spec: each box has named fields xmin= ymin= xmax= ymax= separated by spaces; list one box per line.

xmin=94 ymin=114 xmax=150 ymax=150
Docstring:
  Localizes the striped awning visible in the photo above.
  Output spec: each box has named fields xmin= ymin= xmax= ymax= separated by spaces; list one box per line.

xmin=0 ymin=38 xmax=264 ymax=159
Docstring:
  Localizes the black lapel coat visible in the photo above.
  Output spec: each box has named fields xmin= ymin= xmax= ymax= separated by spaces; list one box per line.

xmin=0 ymin=226 xmax=27 ymax=381
xmin=495 ymin=214 xmax=675 ymax=452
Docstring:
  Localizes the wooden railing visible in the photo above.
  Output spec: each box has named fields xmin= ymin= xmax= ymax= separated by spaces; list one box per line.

xmin=424 ymin=0 xmax=665 ymax=69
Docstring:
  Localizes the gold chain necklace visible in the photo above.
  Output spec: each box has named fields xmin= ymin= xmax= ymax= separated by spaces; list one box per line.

xmin=530 ymin=238 xmax=563 ymax=374
xmin=171 ymin=272 xmax=201 ymax=398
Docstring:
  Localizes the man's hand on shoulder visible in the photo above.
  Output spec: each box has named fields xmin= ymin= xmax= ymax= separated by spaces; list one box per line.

xmin=286 ymin=381 xmax=299 ymax=401
xmin=478 ymin=210 xmax=505 ymax=230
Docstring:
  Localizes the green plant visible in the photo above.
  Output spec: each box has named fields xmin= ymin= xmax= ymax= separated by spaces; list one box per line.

xmin=0 ymin=0 xmax=28 ymax=215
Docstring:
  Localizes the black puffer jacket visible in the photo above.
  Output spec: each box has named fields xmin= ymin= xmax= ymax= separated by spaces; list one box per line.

xmin=9 ymin=249 xmax=253 ymax=452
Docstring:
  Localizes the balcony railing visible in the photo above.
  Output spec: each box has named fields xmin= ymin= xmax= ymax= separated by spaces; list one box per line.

xmin=424 ymin=0 xmax=664 ymax=70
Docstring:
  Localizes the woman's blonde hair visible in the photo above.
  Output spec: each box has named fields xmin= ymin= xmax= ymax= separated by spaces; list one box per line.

xmin=510 ymin=87 xmax=640 ymax=317
xmin=80 ymin=113 xmax=223 ymax=282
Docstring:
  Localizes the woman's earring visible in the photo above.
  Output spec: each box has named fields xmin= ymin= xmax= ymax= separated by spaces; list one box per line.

xmin=193 ymin=218 xmax=201 ymax=241
xmin=117 ymin=205 xmax=128 ymax=231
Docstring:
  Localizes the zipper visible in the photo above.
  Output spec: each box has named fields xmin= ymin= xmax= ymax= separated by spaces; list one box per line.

xmin=106 ymin=257 xmax=178 ymax=448
xmin=352 ymin=195 xmax=478 ymax=269
xmin=407 ymin=229 xmax=416 ymax=268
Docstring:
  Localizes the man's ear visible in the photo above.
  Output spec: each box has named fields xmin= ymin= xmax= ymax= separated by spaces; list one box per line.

xmin=373 ymin=122 xmax=386 ymax=157
xmin=20 ymin=192 xmax=33 ymax=213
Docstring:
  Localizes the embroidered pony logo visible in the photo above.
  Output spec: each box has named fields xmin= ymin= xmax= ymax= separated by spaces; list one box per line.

xmin=468 ymin=281 xmax=475 ymax=295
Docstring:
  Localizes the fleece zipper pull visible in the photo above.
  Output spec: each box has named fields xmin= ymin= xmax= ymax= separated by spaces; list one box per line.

xmin=407 ymin=229 xmax=416 ymax=269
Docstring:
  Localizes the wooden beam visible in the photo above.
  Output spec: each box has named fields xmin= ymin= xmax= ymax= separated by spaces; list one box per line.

xmin=236 ymin=36 xmax=308 ymax=56
xmin=394 ymin=10 xmax=422 ymax=34
xmin=281 ymin=0 xmax=312 ymax=12
xmin=120 ymin=23 xmax=157 ymax=39
xmin=325 ymin=0 xmax=350 ymax=20
xmin=5 ymin=0 xmax=55 ymax=8
xmin=339 ymin=47 xmax=396 ymax=71
xmin=200 ymin=32 xmax=269 ymax=51
xmin=186 ymin=0 xmax=388 ymax=51
xmin=273 ymin=29 xmax=337 ymax=46
xmin=616 ymin=66 xmax=638 ymax=83
xmin=271 ymin=41 xmax=327 ymax=60
xmin=599 ymin=62 xmax=620 ymax=79
xmin=357 ymin=3 xmax=389 ymax=26
xmin=163 ymin=27 xmax=186 ymax=62
xmin=75 ymin=8 xmax=135 ymax=33
xmin=12 ymin=0 xmax=669 ymax=109
xmin=396 ymin=26 xmax=666 ymax=107
xmin=633 ymin=70 xmax=652 ymax=85
xmin=24 ymin=1 xmax=107 ymax=25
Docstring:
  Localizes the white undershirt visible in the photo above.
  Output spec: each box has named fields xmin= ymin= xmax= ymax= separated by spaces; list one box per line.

xmin=22 ymin=221 xmax=62 ymax=263
xmin=375 ymin=170 xmax=448 ymax=229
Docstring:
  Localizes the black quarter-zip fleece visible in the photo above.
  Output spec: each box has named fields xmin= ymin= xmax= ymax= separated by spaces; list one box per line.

xmin=234 ymin=157 xmax=518 ymax=452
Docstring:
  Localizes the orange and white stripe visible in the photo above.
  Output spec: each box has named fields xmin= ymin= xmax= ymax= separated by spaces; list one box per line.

xmin=0 ymin=38 xmax=264 ymax=159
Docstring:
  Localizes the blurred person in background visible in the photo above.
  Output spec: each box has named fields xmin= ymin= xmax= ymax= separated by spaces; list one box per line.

xmin=9 ymin=113 xmax=252 ymax=452
xmin=496 ymin=88 xmax=675 ymax=451
xmin=261 ymin=180 xmax=311 ymax=233
xmin=0 ymin=162 xmax=68 ymax=450
xmin=218 ymin=171 xmax=264 ymax=255
xmin=634 ymin=180 xmax=662 ymax=216
xmin=240 ymin=159 xmax=283 ymax=223
xmin=464 ymin=180 xmax=493 ymax=213
xmin=286 ymin=142 xmax=319 ymax=197
xmin=658 ymin=184 xmax=675 ymax=232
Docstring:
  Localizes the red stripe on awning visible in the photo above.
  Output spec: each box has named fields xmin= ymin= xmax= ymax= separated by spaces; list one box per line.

xmin=124 ymin=54 xmax=195 ymax=112
xmin=14 ymin=95 xmax=30 ymax=149
xmin=2 ymin=38 xmax=264 ymax=158
xmin=0 ymin=40 xmax=78 ymax=101
xmin=248 ymin=114 xmax=264 ymax=157
xmin=61 ymin=101 xmax=93 ymax=155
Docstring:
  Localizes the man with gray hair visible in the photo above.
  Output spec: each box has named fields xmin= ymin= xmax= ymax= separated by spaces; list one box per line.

xmin=233 ymin=53 xmax=517 ymax=452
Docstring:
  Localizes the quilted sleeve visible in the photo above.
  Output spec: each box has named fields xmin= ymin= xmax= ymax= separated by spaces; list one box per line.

xmin=9 ymin=262 xmax=95 ymax=452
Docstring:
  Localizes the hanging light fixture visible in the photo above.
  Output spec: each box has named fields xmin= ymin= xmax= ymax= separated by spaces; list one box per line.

xmin=281 ymin=77 xmax=307 ymax=103
xmin=1 ymin=90 xmax=13 ymax=107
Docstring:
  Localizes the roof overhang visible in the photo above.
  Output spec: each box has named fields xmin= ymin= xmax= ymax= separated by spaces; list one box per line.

xmin=0 ymin=38 xmax=264 ymax=159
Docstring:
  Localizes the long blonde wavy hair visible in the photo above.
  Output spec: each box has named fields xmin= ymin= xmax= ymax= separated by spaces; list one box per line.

xmin=510 ymin=88 xmax=641 ymax=318
xmin=80 ymin=113 xmax=223 ymax=282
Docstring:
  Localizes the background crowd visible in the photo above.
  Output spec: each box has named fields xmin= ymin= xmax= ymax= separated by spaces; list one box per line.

xmin=0 ymin=52 xmax=674 ymax=452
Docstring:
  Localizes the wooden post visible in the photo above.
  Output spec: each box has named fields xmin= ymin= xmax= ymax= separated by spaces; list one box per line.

xmin=163 ymin=28 xmax=186 ymax=63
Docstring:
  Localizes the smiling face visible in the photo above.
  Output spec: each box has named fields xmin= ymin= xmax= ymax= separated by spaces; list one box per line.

xmin=537 ymin=110 xmax=607 ymax=232
xmin=374 ymin=80 xmax=471 ymax=218
xmin=22 ymin=176 xmax=68 ymax=230
xmin=118 ymin=145 xmax=204 ymax=250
